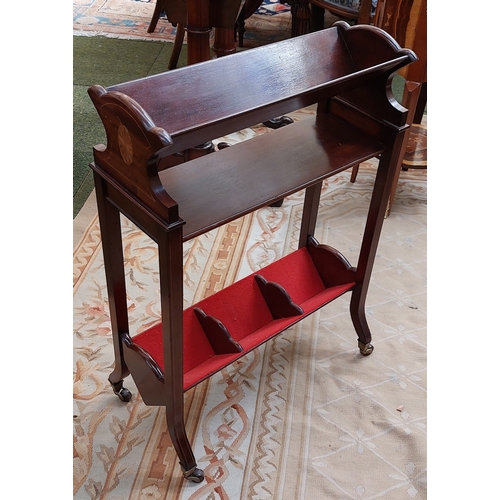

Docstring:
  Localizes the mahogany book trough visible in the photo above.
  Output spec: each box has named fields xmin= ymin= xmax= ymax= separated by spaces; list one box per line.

xmin=88 ymin=22 xmax=417 ymax=482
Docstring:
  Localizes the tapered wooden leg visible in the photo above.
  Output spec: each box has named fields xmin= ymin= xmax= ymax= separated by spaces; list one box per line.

xmin=299 ymin=181 xmax=322 ymax=248
xmin=168 ymin=24 xmax=185 ymax=70
xmin=147 ymin=0 xmax=163 ymax=34
xmin=157 ymin=228 xmax=204 ymax=482
xmin=350 ymin=132 xmax=406 ymax=354
xmin=350 ymin=164 xmax=360 ymax=183
xmin=93 ymin=172 xmax=132 ymax=399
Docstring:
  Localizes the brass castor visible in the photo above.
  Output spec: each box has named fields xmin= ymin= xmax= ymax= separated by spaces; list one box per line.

xmin=110 ymin=380 xmax=132 ymax=402
xmin=182 ymin=465 xmax=205 ymax=483
xmin=358 ymin=341 xmax=374 ymax=356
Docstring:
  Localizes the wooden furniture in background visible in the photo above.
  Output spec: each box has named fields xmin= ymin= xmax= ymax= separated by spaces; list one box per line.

xmin=311 ymin=0 xmax=374 ymax=31
xmin=350 ymin=0 xmax=427 ymax=215
xmin=148 ymin=0 xmax=246 ymax=67
xmin=290 ymin=0 xmax=373 ymax=37
xmin=88 ymin=23 xmax=416 ymax=483
xmin=147 ymin=0 xmax=293 ymax=169
xmin=385 ymin=0 xmax=426 ymax=214
xmin=235 ymin=0 xmax=263 ymax=47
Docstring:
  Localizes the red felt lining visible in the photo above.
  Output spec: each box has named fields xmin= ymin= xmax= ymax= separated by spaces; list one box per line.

xmin=193 ymin=271 xmax=274 ymax=342
xmin=130 ymin=246 xmax=356 ymax=391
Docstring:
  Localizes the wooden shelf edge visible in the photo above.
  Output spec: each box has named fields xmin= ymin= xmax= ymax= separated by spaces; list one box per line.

xmin=159 ymin=114 xmax=385 ymax=241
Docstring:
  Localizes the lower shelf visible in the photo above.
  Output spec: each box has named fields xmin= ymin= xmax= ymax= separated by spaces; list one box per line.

xmin=122 ymin=237 xmax=357 ymax=404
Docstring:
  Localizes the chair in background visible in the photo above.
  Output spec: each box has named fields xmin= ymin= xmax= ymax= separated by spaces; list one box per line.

xmin=147 ymin=0 xmax=247 ymax=68
xmin=290 ymin=0 xmax=376 ymax=37
xmin=235 ymin=0 xmax=263 ymax=47
xmin=289 ymin=0 xmax=426 ymax=216
xmin=310 ymin=0 xmax=375 ymax=31
xmin=349 ymin=0 xmax=427 ymax=216
xmin=148 ymin=0 xmax=185 ymax=69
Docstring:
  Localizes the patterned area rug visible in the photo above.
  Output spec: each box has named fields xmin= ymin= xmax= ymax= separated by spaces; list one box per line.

xmin=73 ymin=0 xmax=293 ymax=47
xmin=73 ymin=109 xmax=427 ymax=499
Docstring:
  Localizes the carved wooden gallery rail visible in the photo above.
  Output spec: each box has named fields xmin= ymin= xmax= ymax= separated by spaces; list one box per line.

xmin=88 ymin=22 xmax=416 ymax=483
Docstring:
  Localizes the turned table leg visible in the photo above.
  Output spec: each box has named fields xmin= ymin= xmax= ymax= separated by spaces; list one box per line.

xmin=185 ymin=0 xmax=211 ymax=65
xmin=213 ymin=27 xmax=237 ymax=58
xmin=290 ymin=0 xmax=311 ymax=37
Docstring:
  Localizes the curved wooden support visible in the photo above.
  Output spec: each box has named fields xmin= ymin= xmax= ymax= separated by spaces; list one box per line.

xmin=307 ymin=236 xmax=356 ymax=287
xmin=121 ymin=332 xmax=168 ymax=406
xmin=194 ymin=308 xmax=243 ymax=354
xmin=147 ymin=0 xmax=163 ymax=33
xmin=168 ymin=24 xmax=185 ymax=70
xmin=334 ymin=21 xmax=418 ymax=127
xmin=157 ymin=141 xmax=216 ymax=171
xmin=254 ymin=274 xmax=304 ymax=319
xmin=336 ymin=21 xmax=416 ymax=70
xmin=349 ymin=281 xmax=373 ymax=353
xmin=122 ymin=333 xmax=164 ymax=382
xmin=88 ymin=85 xmax=181 ymax=225
xmin=165 ymin=407 xmax=202 ymax=482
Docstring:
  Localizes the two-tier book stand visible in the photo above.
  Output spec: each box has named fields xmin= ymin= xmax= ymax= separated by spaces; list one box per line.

xmin=88 ymin=22 xmax=416 ymax=482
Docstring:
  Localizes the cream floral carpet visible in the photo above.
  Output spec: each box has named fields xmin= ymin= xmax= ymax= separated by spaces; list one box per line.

xmin=73 ymin=106 xmax=427 ymax=499
xmin=73 ymin=3 xmax=427 ymax=497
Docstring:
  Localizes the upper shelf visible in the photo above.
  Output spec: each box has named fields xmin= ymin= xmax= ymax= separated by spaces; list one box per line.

xmin=101 ymin=22 xmax=416 ymax=155
xmin=88 ymin=22 xmax=417 ymax=230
